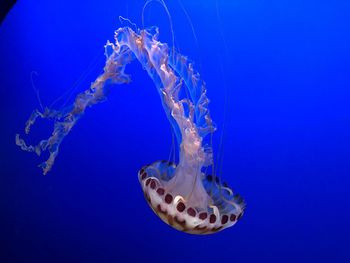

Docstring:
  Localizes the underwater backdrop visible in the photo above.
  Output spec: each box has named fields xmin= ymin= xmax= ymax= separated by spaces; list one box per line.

xmin=0 ymin=0 xmax=349 ymax=262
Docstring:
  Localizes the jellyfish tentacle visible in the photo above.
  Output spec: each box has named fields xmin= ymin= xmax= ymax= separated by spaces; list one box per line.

xmin=16 ymin=44 xmax=135 ymax=174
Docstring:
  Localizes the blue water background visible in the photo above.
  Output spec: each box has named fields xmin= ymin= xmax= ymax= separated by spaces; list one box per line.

xmin=0 ymin=0 xmax=349 ymax=262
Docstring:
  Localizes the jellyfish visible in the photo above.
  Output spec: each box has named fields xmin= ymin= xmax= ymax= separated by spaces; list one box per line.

xmin=16 ymin=24 xmax=245 ymax=234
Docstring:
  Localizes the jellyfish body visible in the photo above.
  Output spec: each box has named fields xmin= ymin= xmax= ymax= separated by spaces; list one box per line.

xmin=139 ymin=160 xmax=244 ymax=234
xmin=16 ymin=25 xmax=245 ymax=234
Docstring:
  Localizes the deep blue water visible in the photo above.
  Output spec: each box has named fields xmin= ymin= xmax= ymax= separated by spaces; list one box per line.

xmin=1 ymin=0 xmax=350 ymax=262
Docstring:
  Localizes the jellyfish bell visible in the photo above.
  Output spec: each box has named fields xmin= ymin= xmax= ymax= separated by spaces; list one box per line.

xmin=139 ymin=161 xmax=245 ymax=234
